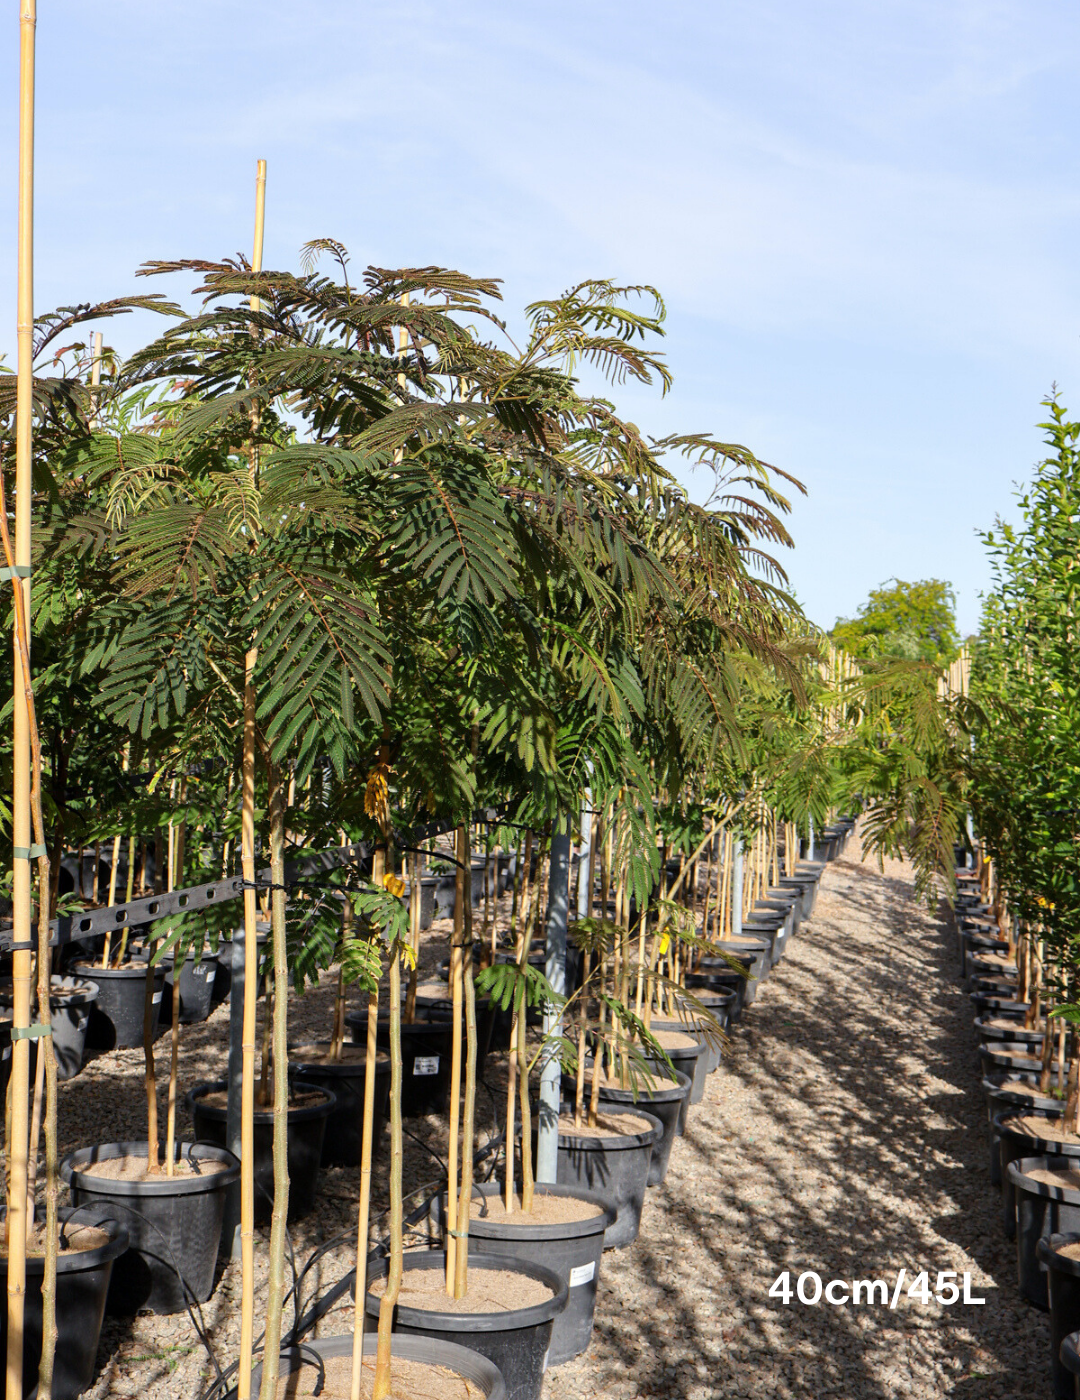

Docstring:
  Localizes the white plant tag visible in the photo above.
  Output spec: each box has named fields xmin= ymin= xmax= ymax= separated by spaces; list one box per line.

xmin=152 ymin=991 xmax=163 ymax=1004
xmin=413 ymin=1055 xmax=439 ymax=1076
xmin=569 ymin=1260 xmax=596 ymax=1287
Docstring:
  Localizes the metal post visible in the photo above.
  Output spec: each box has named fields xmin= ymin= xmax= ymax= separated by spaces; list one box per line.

xmin=807 ymin=815 xmax=815 ymax=862
xmin=732 ymin=835 xmax=744 ymax=938
xmin=576 ymin=794 xmax=592 ymax=920
xmin=536 ymin=816 xmax=571 ymax=1182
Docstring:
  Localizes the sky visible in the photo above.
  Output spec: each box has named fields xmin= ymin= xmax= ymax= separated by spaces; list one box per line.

xmin=3 ymin=0 xmax=1080 ymax=636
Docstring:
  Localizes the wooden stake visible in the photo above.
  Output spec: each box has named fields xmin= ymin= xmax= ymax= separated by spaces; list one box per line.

xmin=236 ymin=155 xmax=266 ymax=1400
xmin=7 ymin=4 xmax=36 ymax=1394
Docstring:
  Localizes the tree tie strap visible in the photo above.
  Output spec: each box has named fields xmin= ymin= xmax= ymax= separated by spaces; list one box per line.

xmin=6 ymin=942 xmax=33 ymax=952
xmin=0 ymin=565 xmax=30 ymax=582
xmin=446 ymin=1227 xmax=469 ymax=1239
xmin=13 ymin=844 xmax=46 ymax=860
xmin=12 ymin=1024 xmax=51 ymax=1040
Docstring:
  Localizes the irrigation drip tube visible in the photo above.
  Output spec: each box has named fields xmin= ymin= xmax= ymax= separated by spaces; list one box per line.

xmin=0 ymin=806 xmax=508 ymax=952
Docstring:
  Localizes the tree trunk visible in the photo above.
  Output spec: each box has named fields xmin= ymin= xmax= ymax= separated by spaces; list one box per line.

xmin=257 ymin=764 xmax=290 ymax=1400
xmin=143 ymin=945 xmax=160 ymax=1175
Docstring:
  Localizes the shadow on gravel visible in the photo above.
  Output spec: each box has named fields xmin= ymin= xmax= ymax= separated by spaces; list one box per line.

xmin=570 ymin=850 xmax=1049 ymax=1400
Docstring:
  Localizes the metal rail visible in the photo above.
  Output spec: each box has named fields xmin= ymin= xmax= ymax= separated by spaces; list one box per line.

xmin=0 ymin=808 xmax=505 ymax=951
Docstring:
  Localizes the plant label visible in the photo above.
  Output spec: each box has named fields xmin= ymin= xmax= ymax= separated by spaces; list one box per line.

xmin=413 ymin=1056 xmax=439 ymax=1076
xmin=569 ymin=1261 xmax=596 ymax=1287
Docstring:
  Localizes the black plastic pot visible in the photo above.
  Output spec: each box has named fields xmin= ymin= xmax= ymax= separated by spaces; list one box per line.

xmin=739 ymin=918 xmax=782 ymax=968
xmin=555 ymin=1107 xmax=662 ymax=1248
xmin=0 ymin=1206 xmax=127 ymax=1400
xmin=685 ymin=968 xmax=747 ymax=1022
xmin=700 ymin=939 xmax=768 ymax=1003
xmin=79 ymin=961 xmax=165 ymax=1050
xmin=0 ymin=975 xmax=99 ymax=1082
xmin=962 ymin=934 xmax=1011 ymax=980
xmin=976 ymin=1015 xmax=1045 ymax=1050
xmin=187 ymin=1079 xmax=332 ymax=1222
xmin=61 ymin=1139 xmax=239 ymax=1315
xmin=971 ymin=991 xmax=1030 ymax=1019
xmin=431 ymin=1181 xmax=614 ymax=1366
xmin=642 ymin=1032 xmax=705 ymax=1124
xmin=238 ymin=1332 xmax=507 ymax=1400
xmin=1007 ymin=1156 xmax=1080 ymax=1309
xmin=777 ymin=875 xmax=815 ymax=922
xmin=983 ymin=1072 xmax=1059 ymax=1186
xmin=981 ymin=1044 xmax=1044 ymax=1079
xmin=1063 ymin=1329 xmax=1080 ymax=1396
xmin=364 ymin=1250 xmax=566 ymax=1400
xmin=576 ymin=1067 xmax=690 ymax=1185
xmin=1039 ymin=1233 xmax=1080 ymax=1400
xmin=289 ymin=1042 xmax=391 ymax=1167
xmin=347 ymin=1012 xmax=452 ymax=1117
xmin=160 ymin=952 xmax=217 ymax=1025
xmin=649 ymin=1018 xmax=711 ymax=1100
xmin=997 ymin=1108 xmax=1080 ymax=1239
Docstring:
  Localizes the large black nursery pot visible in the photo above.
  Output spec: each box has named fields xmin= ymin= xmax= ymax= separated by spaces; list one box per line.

xmin=642 ymin=1028 xmax=705 ymax=1124
xmin=347 ymin=1010 xmax=452 ymax=1117
xmin=685 ymin=967 xmax=747 ymax=1022
xmin=572 ymin=1066 xmax=691 ymax=1185
xmin=971 ymin=990 xmax=1030 ymax=1018
xmin=62 ymin=1139 xmax=239 ymax=1315
xmin=777 ymin=874 xmax=815 ymax=923
xmin=981 ymin=1044 xmax=1044 ymax=1079
xmin=648 ymin=1018 xmax=711 ymax=1102
xmin=187 ymin=1079 xmax=332 ymax=1222
xmin=1038 ymin=1233 xmax=1080 ymax=1400
xmin=976 ymin=1015 xmax=1046 ymax=1052
xmin=983 ymin=1072 xmax=1059 ymax=1186
xmin=364 ymin=1250 xmax=566 ymax=1400
xmin=431 ymin=1180 xmax=614 ymax=1366
xmin=997 ymin=1108 xmax=1080 ymax=1240
xmin=79 ymin=961 xmax=165 ymax=1050
xmin=1008 ymin=1156 xmax=1080 ymax=1309
xmin=0 ymin=1206 xmax=127 ymax=1400
xmin=160 ymin=951 xmax=217 ymax=1025
xmin=555 ymin=1106 xmax=662 ymax=1249
xmin=289 ymin=1042 xmax=391 ymax=1167
xmin=701 ymin=938 xmax=769 ymax=1003
xmin=237 ymin=1332 xmax=507 ymax=1400
xmin=0 ymin=975 xmax=98 ymax=1081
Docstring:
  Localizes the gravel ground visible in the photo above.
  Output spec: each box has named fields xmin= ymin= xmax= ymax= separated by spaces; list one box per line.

xmin=60 ymin=834 xmax=1048 ymax=1398
xmin=546 ymin=835 xmax=1049 ymax=1400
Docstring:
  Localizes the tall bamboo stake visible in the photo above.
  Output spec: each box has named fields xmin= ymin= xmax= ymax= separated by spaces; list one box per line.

xmin=236 ymin=156 xmax=266 ymax=1400
xmin=445 ymin=823 xmax=467 ymax=1291
xmin=7 ymin=4 xmax=36 ymax=1394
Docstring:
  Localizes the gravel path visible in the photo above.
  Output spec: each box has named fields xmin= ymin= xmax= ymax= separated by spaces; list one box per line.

xmin=69 ymin=835 xmax=1048 ymax=1398
xmin=547 ymin=836 xmax=1048 ymax=1400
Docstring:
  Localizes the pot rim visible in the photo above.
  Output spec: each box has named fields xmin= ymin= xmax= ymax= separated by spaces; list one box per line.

xmin=364 ymin=1249 xmax=568 ymax=1331
xmin=563 ymin=1066 xmax=691 ymax=1104
xmin=556 ymin=1105 xmax=663 ymax=1150
xmin=186 ymin=1078 xmax=336 ymax=1123
xmin=433 ymin=1181 xmax=616 ymax=1241
xmin=289 ymin=1043 xmax=391 ymax=1077
xmin=1037 ymin=1231 xmax=1080 ymax=1277
xmin=61 ymin=1140 xmax=240 ymax=1197
xmin=0 ymin=1205 xmax=128 ymax=1276
xmin=993 ymin=1109 xmax=1080 ymax=1155
xmin=1008 ymin=1154 xmax=1080 ymax=1202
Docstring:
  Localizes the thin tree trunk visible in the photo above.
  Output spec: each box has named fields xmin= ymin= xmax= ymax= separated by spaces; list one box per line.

xmin=164 ymin=968 xmax=181 ymax=1176
xmin=257 ymin=763 xmax=289 ymax=1400
xmin=454 ymin=846 xmax=477 ymax=1298
xmin=141 ymin=933 xmax=161 ymax=1175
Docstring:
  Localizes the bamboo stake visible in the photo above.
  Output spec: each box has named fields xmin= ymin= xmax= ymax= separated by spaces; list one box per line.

xmin=349 ymin=936 xmax=380 ymax=1400
xmin=445 ymin=823 xmax=467 ymax=1292
xmin=7 ymin=6 xmax=36 ymax=1394
xmin=372 ymin=945 xmax=403 ymax=1400
xmin=236 ymin=155 xmax=266 ymax=1400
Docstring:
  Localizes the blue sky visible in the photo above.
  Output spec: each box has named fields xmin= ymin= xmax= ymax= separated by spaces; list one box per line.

xmin=3 ymin=0 xmax=1080 ymax=634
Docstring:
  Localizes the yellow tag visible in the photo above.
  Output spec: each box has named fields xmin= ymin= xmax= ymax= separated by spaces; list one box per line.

xmin=383 ymin=873 xmax=406 ymax=899
xmin=658 ymin=931 xmax=670 ymax=956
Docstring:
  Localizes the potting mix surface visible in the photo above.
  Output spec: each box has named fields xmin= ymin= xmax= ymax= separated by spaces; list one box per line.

xmin=369 ymin=1263 xmax=555 ymax=1313
xmin=468 ymin=1192 xmax=604 ymax=1225
xmin=271 ymin=1354 xmax=474 ymax=1400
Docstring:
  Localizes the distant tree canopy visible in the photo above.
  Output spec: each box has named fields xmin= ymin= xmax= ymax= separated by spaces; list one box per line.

xmin=831 ymin=578 xmax=960 ymax=665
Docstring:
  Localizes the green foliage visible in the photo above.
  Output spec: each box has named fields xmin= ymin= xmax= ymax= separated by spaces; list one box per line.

xmin=832 ymin=578 xmax=960 ymax=666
